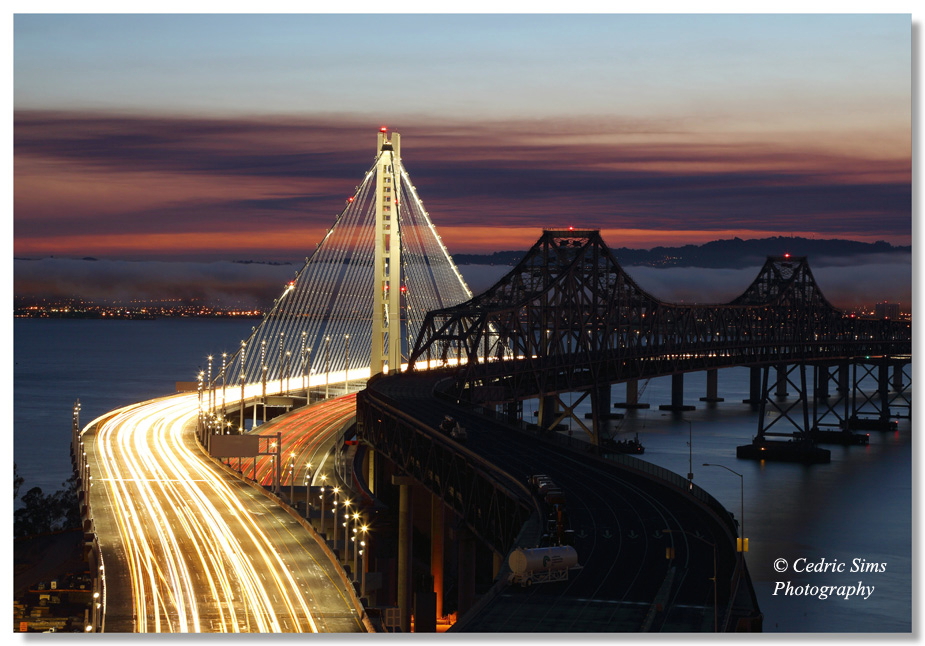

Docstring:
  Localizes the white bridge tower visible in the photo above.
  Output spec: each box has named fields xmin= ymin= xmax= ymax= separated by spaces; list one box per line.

xmin=372 ymin=129 xmax=402 ymax=376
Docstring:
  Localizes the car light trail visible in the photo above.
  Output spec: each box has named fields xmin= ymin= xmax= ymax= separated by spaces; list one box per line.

xmin=85 ymin=393 xmax=359 ymax=633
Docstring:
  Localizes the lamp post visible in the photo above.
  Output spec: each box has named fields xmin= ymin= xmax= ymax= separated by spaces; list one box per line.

xmin=304 ymin=463 xmax=313 ymax=518
xmin=332 ymin=486 xmax=341 ymax=546
xmin=342 ymin=499 xmax=353 ymax=562
xmin=360 ymin=525 xmax=369 ymax=598
xmin=703 ymin=463 xmax=745 ymax=552
xmin=288 ymin=453 xmax=296 ymax=502
xmin=319 ymin=474 xmax=328 ymax=534
xmin=664 ymin=528 xmax=717 ymax=631
xmin=352 ymin=512 xmax=362 ymax=579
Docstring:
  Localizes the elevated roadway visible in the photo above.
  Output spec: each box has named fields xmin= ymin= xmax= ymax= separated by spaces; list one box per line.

xmin=82 ymin=393 xmax=367 ymax=633
xmin=362 ymin=371 xmax=759 ymax=631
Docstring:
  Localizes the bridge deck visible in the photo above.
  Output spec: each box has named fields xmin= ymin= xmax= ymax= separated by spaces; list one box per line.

xmin=365 ymin=372 xmax=760 ymax=632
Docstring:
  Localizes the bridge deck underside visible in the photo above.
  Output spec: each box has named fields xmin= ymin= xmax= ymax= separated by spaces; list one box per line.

xmin=455 ymin=343 xmax=911 ymax=405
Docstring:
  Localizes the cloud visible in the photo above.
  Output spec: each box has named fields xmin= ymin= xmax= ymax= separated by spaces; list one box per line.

xmin=14 ymin=111 xmax=911 ymax=259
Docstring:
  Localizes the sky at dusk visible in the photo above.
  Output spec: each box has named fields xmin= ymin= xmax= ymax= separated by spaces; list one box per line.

xmin=12 ymin=11 xmax=914 ymax=264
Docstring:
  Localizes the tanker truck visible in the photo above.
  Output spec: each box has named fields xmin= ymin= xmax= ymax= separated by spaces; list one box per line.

xmin=508 ymin=545 xmax=580 ymax=586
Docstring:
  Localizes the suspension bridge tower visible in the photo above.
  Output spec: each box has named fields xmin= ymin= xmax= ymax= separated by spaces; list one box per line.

xmin=372 ymin=129 xmax=402 ymax=376
xmin=213 ymin=128 xmax=472 ymax=398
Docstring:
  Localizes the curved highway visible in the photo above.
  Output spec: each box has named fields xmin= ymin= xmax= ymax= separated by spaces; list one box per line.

xmin=242 ymin=394 xmax=357 ymax=489
xmin=83 ymin=393 xmax=366 ymax=633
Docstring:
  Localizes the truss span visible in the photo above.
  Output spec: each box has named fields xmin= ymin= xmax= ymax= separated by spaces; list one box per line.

xmin=407 ymin=229 xmax=910 ymax=404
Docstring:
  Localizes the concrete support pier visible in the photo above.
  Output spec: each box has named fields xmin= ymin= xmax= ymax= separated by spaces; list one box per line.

xmin=743 ymin=366 xmax=762 ymax=404
xmin=775 ymin=365 xmax=789 ymax=398
xmin=659 ymin=373 xmax=695 ymax=412
xmin=457 ymin=527 xmax=477 ymax=618
xmin=431 ymin=497 xmax=445 ymax=622
xmin=614 ymin=379 xmax=650 ymax=409
xmin=700 ymin=369 xmax=724 ymax=403
xmin=815 ymin=365 xmax=830 ymax=399
xmin=538 ymin=394 xmax=558 ymax=430
xmin=393 ymin=475 xmax=415 ymax=633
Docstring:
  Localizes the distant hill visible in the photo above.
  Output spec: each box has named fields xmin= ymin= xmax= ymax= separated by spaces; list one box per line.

xmin=451 ymin=236 xmax=910 ymax=269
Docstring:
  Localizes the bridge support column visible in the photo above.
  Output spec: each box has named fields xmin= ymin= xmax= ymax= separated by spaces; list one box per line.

xmin=393 ymin=475 xmax=415 ymax=633
xmin=743 ymin=367 xmax=762 ymax=404
xmin=892 ymin=363 xmax=905 ymax=392
xmin=503 ymin=400 xmax=521 ymax=423
xmin=815 ymin=365 xmax=830 ymax=399
xmin=659 ymin=373 xmax=695 ymax=412
xmin=589 ymin=383 xmax=613 ymax=444
xmin=431 ymin=496 xmax=445 ymax=621
xmin=614 ymin=379 xmax=650 ymax=409
xmin=878 ymin=361 xmax=891 ymax=425
xmin=457 ymin=526 xmax=477 ymax=619
xmin=700 ymin=369 xmax=724 ymax=403
xmin=538 ymin=395 xmax=558 ymax=431
xmin=838 ymin=361 xmax=851 ymax=394
xmin=775 ymin=365 xmax=789 ymax=398
xmin=414 ymin=575 xmax=437 ymax=633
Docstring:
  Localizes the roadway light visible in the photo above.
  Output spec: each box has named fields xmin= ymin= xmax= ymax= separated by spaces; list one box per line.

xmin=343 ymin=499 xmax=353 ymax=562
xmin=703 ymin=463 xmax=746 ymax=553
xmin=360 ymin=525 xmax=369 ymax=598
xmin=352 ymin=512 xmax=362 ymax=578
xmin=304 ymin=464 xmax=313 ymax=517
xmin=332 ymin=487 xmax=341 ymax=545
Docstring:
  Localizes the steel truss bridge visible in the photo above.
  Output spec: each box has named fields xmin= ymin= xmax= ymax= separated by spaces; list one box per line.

xmin=404 ymin=229 xmax=910 ymax=443
xmin=354 ymin=228 xmax=908 ymax=632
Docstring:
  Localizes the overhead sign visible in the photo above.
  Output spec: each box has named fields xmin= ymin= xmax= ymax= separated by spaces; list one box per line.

xmin=210 ymin=434 xmax=260 ymax=458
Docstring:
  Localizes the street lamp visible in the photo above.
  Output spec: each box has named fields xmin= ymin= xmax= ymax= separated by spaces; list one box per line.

xmin=304 ymin=463 xmax=313 ymax=518
xmin=352 ymin=512 xmax=362 ymax=578
xmin=359 ymin=525 xmax=369 ymax=598
xmin=342 ymin=499 xmax=353 ymax=561
xmin=332 ymin=486 xmax=341 ymax=545
xmin=664 ymin=528 xmax=717 ymax=631
xmin=703 ymin=463 xmax=746 ymax=553
xmin=319 ymin=474 xmax=328 ymax=534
